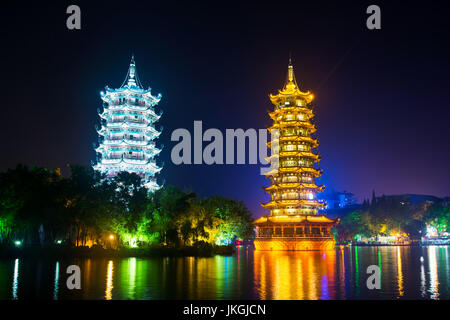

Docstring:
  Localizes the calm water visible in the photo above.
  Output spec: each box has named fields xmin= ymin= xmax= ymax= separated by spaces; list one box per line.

xmin=0 ymin=246 xmax=449 ymax=300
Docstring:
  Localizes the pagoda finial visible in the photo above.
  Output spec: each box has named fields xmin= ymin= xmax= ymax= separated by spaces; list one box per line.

xmin=285 ymin=54 xmax=297 ymax=90
xmin=270 ymin=55 xmax=313 ymax=104
xmin=121 ymin=54 xmax=140 ymax=88
xmin=288 ymin=53 xmax=294 ymax=82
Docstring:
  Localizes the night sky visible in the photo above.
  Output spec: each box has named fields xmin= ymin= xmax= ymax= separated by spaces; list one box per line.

xmin=1 ymin=1 xmax=449 ymax=218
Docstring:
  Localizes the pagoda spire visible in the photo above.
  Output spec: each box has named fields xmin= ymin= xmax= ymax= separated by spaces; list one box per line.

xmin=288 ymin=55 xmax=294 ymax=81
xmin=122 ymin=54 xmax=141 ymax=88
xmin=270 ymin=56 xmax=313 ymax=104
xmin=285 ymin=55 xmax=298 ymax=91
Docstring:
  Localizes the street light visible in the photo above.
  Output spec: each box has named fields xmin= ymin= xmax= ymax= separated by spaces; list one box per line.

xmin=14 ymin=241 xmax=21 ymax=247
xmin=109 ymin=235 xmax=114 ymax=240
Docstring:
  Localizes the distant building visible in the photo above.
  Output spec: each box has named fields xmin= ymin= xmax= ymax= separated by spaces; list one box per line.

xmin=319 ymin=191 xmax=358 ymax=210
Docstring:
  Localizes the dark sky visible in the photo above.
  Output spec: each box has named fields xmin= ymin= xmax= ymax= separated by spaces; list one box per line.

xmin=1 ymin=1 xmax=449 ymax=218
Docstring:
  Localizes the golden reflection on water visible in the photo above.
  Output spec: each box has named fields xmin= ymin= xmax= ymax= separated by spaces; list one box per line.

xmin=105 ymin=260 xmax=114 ymax=300
xmin=397 ymin=247 xmax=404 ymax=297
xmin=428 ymin=246 xmax=439 ymax=300
xmin=253 ymin=250 xmax=337 ymax=300
xmin=339 ymin=248 xmax=345 ymax=297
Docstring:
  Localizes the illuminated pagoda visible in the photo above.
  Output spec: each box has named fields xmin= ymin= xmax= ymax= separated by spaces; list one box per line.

xmin=93 ymin=56 xmax=163 ymax=192
xmin=254 ymin=58 xmax=339 ymax=250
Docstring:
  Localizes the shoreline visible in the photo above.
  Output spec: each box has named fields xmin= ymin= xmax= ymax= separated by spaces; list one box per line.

xmin=0 ymin=245 xmax=235 ymax=259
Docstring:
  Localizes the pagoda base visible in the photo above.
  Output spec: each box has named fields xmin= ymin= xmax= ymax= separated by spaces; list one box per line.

xmin=254 ymin=237 xmax=335 ymax=251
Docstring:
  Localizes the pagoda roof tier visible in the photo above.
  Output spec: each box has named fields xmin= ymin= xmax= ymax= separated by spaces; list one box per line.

xmin=99 ymin=157 xmax=160 ymax=167
xmin=268 ymin=107 xmax=313 ymax=120
xmin=144 ymin=180 xmax=162 ymax=192
xmin=264 ymin=166 xmax=322 ymax=177
xmin=253 ymin=215 xmax=339 ymax=226
xmin=265 ymin=151 xmax=320 ymax=162
xmin=261 ymin=199 xmax=325 ymax=209
xmin=105 ymin=122 xmax=162 ymax=133
xmin=94 ymin=162 xmax=162 ymax=174
xmin=269 ymin=121 xmax=316 ymax=132
xmin=263 ymin=183 xmax=324 ymax=192
xmin=270 ymin=92 xmax=314 ymax=106
xmin=99 ymin=126 xmax=161 ymax=136
xmin=100 ymin=108 xmax=161 ymax=120
xmin=101 ymin=90 xmax=161 ymax=106
xmin=268 ymin=136 xmax=318 ymax=148
xmin=104 ymin=118 xmax=158 ymax=128
xmin=100 ymin=105 xmax=163 ymax=119
xmin=269 ymin=60 xmax=314 ymax=105
xmin=103 ymin=139 xmax=158 ymax=147
xmin=97 ymin=126 xmax=161 ymax=139
xmin=95 ymin=144 xmax=161 ymax=155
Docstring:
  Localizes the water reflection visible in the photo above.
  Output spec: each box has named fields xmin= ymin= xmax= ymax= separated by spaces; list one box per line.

xmin=253 ymin=251 xmax=337 ymax=300
xmin=0 ymin=246 xmax=449 ymax=300
xmin=105 ymin=260 xmax=114 ymax=300
xmin=428 ymin=247 xmax=439 ymax=300
xmin=12 ymin=258 xmax=19 ymax=300
xmin=53 ymin=261 xmax=60 ymax=300
xmin=420 ymin=256 xmax=426 ymax=298
xmin=338 ymin=248 xmax=345 ymax=297
xmin=397 ymin=247 xmax=404 ymax=297
xmin=128 ymin=258 xmax=136 ymax=299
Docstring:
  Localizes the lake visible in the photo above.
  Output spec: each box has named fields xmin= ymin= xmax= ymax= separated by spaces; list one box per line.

xmin=0 ymin=246 xmax=448 ymax=300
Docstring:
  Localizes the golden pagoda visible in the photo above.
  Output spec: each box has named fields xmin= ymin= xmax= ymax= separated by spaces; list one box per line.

xmin=253 ymin=58 xmax=339 ymax=251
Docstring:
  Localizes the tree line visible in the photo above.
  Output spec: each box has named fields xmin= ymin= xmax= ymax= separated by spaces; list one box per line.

xmin=336 ymin=192 xmax=449 ymax=242
xmin=0 ymin=165 xmax=254 ymax=248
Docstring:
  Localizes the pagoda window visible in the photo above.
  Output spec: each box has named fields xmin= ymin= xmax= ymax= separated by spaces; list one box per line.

xmin=283 ymin=128 xmax=295 ymax=136
xmin=321 ymin=227 xmax=328 ymax=235
xmin=285 ymin=114 xmax=294 ymax=121
xmin=283 ymin=228 xmax=294 ymax=236
xmin=283 ymin=192 xmax=298 ymax=200
xmin=284 ymin=160 xmax=297 ymax=167
xmin=275 ymin=228 xmax=282 ymax=235
xmin=285 ymin=144 xmax=295 ymax=151
xmin=304 ymin=227 xmax=310 ymax=235
xmin=296 ymin=227 xmax=303 ymax=235
xmin=311 ymin=227 xmax=320 ymax=235
xmin=285 ymin=176 xmax=297 ymax=183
